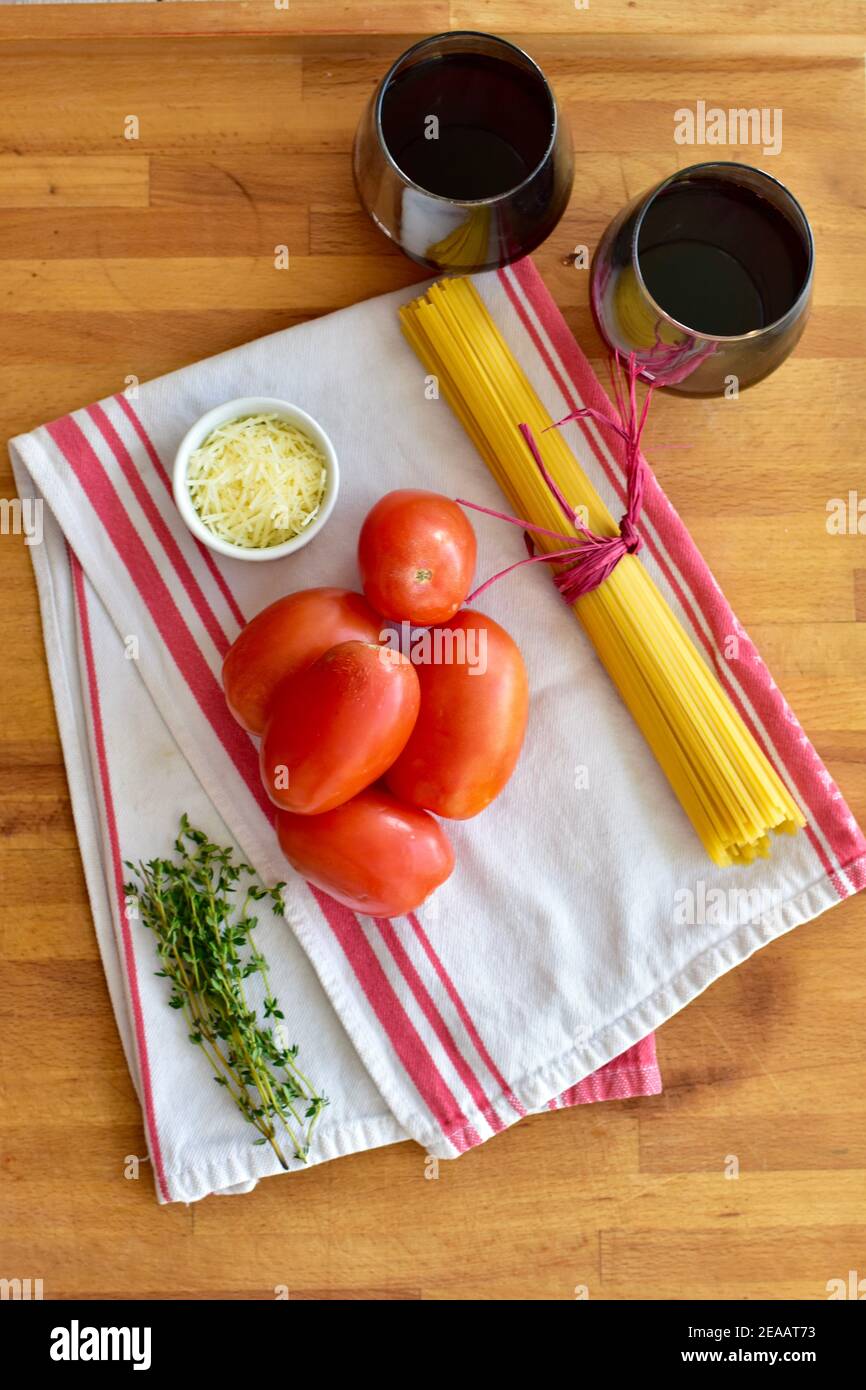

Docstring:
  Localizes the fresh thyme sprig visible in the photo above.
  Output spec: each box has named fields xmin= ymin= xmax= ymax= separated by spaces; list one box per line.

xmin=124 ymin=815 xmax=328 ymax=1170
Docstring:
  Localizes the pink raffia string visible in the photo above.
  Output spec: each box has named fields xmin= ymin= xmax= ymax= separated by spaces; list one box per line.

xmin=458 ymin=352 xmax=656 ymax=606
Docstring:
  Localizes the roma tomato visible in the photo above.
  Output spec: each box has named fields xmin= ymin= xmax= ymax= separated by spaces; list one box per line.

xmin=386 ymin=610 xmax=528 ymax=819
xmin=222 ymin=587 xmax=382 ymax=735
xmin=358 ymin=489 xmax=477 ymax=626
xmin=261 ymin=640 xmax=420 ymax=815
xmin=276 ymin=785 xmax=454 ymax=917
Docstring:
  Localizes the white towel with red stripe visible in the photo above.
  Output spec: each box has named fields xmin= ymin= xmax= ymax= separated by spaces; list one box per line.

xmin=11 ymin=259 xmax=864 ymax=1205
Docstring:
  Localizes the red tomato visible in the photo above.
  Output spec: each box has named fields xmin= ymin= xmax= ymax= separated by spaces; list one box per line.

xmin=358 ymin=489 xmax=477 ymax=626
xmin=222 ymin=587 xmax=383 ymax=735
xmin=276 ymin=785 xmax=454 ymax=917
xmin=261 ymin=641 xmax=420 ymax=815
xmin=386 ymin=610 xmax=528 ymax=819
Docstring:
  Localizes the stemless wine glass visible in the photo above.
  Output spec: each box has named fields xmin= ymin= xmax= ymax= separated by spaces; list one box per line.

xmin=353 ymin=31 xmax=574 ymax=274
xmin=590 ymin=162 xmax=814 ymax=395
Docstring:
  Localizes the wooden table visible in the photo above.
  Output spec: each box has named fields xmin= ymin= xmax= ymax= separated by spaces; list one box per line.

xmin=1 ymin=1 xmax=864 ymax=1302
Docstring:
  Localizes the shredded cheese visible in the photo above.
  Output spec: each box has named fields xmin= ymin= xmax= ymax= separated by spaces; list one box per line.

xmin=186 ymin=413 xmax=327 ymax=549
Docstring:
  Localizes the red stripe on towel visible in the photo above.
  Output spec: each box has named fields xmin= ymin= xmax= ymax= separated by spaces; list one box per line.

xmin=87 ymin=403 xmax=232 ymax=659
xmin=375 ymin=919 xmax=505 ymax=1133
xmin=407 ymin=912 xmax=527 ymax=1118
xmin=113 ymin=393 xmax=247 ymax=632
xmin=309 ymin=890 xmax=479 ymax=1151
xmin=46 ymin=414 xmax=270 ymax=821
xmin=70 ymin=550 xmax=172 ymax=1203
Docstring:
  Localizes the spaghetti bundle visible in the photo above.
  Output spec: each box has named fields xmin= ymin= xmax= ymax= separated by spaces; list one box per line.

xmin=400 ymin=277 xmax=804 ymax=866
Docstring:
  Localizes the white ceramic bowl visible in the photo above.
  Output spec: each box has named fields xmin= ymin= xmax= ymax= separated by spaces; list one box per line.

xmin=172 ymin=396 xmax=339 ymax=562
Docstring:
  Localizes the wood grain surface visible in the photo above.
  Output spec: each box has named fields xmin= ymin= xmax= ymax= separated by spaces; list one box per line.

xmin=1 ymin=1 xmax=864 ymax=1302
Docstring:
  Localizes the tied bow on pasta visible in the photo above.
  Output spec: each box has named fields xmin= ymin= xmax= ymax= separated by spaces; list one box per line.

xmin=459 ymin=352 xmax=655 ymax=605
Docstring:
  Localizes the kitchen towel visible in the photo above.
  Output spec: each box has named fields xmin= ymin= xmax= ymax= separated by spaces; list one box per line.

xmin=13 ymin=529 xmax=658 ymax=1205
xmin=11 ymin=258 xmax=862 ymax=1202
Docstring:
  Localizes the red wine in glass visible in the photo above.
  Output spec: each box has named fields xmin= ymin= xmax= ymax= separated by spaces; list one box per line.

xmin=637 ymin=175 xmax=810 ymax=338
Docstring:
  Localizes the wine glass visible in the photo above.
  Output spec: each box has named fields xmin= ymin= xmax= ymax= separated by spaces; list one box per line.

xmin=353 ymin=31 xmax=574 ymax=275
xmin=590 ymin=162 xmax=814 ymax=395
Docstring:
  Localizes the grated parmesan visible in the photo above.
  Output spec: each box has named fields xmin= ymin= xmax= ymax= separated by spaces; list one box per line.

xmin=186 ymin=413 xmax=328 ymax=549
